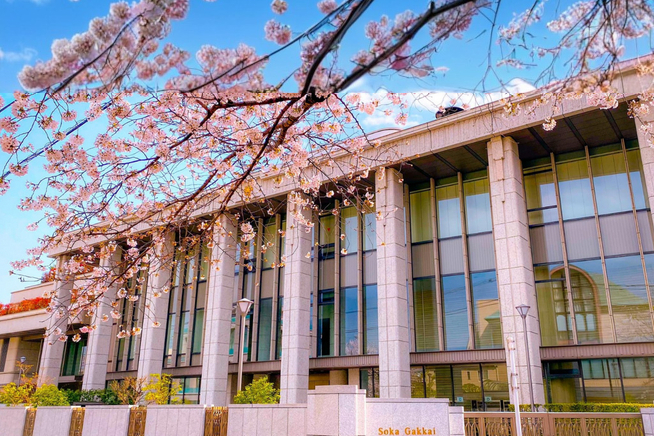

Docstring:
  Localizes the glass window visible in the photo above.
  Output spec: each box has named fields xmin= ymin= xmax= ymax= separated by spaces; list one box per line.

xmin=341 ymin=207 xmax=358 ymax=255
xmin=464 ymin=178 xmax=492 ymax=234
xmin=276 ymin=296 xmax=283 ymax=359
xmin=582 ymin=358 xmax=623 ymax=403
xmin=592 ymin=152 xmax=634 ymax=215
xmin=257 ymin=298 xmax=273 ymax=361
xmin=556 ymin=159 xmax=595 ymax=220
xmin=410 ymin=190 xmax=433 ymax=243
xmin=363 ymin=210 xmax=377 ymax=251
xmin=340 ymin=287 xmax=359 ymax=355
xmin=536 ymin=279 xmax=572 ymax=346
xmin=442 ymin=274 xmax=469 ymax=350
xmin=363 ymin=285 xmax=378 ymax=354
xmin=570 ymin=260 xmax=610 ymax=344
xmin=262 ymin=222 xmax=278 ymax=269
xmin=605 ymin=255 xmax=653 ymax=343
xmin=360 ymin=368 xmax=380 ymax=398
xmin=545 ymin=361 xmax=584 ymax=403
xmin=414 ymin=277 xmax=439 ymax=352
xmin=482 ymin=364 xmax=510 ymax=411
xmin=318 ymin=291 xmax=334 ymax=357
xmin=171 ymin=377 xmax=201 ymax=404
xmin=411 ymin=366 xmax=426 ymax=398
xmin=319 ymin=215 xmax=335 ymax=259
xmin=452 ymin=364 xmax=482 ymax=410
xmin=524 ymin=169 xmax=558 ymax=224
xmin=61 ymin=334 xmax=87 ymax=376
xmin=424 ymin=365 xmax=454 ymax=401
xmin=436 ymin=184 xmax=462 ymax=238
xmin=622 ymin=357 xmax=654 ymax=403
xmin=627 ymin=149 xmax=648 ymax=210
xmin=471 ymin=271 xmax=502 ymax=349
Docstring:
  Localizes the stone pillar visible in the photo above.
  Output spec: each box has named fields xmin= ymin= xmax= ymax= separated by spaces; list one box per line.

xmin=487 ymin=136 xmax=545 ymax=405
xmin=82 ymin=247 xmax=122 ymax=390
xmin=636 ymin=111 xmax=654 ymax=222
xmin=375 ymin=168 xmax=411 ymax=398
xmin=306 ymin=385 xmax=366 ymax=436
xmin=137 ymin=233 xmax=174 ymax=381
xmin=200 ymin=214 xmax=238 ymax=406
xmin=280 ymin=192 xmax=313 ymax=404
xmin=38 ymin=255 xmax=72 ymax=386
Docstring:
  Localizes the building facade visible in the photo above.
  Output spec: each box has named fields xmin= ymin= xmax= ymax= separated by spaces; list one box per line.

xmin=3 ymin=62 xmax=654 ymax=410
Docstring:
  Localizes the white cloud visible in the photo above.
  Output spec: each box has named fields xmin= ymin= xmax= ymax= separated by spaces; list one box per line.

xmin=0 ymin=47 xmax=37 ymax=63
xmin=353 ymin=78 xmax=536 ymax=131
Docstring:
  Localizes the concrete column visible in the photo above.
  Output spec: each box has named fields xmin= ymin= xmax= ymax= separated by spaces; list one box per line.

xmin=82 ymin=247 xmax=122 ymax=390
xmin=487 ymin=136 xmax=545 ymax=405
xmin=200 ymin=214 xmax=237 ymax=406
xmin=137 ymin=233 xmax=174 ymax=380
xmin=375 ymin=168 xmax=411 ymax=398
xmin=280 ymin=192 xmax=313 ymax=404
xmin=636 ymin=111 xmax=654 ymax=220
xmin=38 ymin=255 xmax=72 ymax=386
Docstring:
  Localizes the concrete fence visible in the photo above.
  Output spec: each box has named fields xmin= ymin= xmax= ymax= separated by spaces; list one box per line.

xmin=5 ymin=397 xmax=654 ymax=436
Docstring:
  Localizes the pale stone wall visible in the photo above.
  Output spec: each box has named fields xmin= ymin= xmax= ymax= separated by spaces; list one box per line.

xmin=307 ymin=385 xmax=366 ymax=436
xmin=80 ymin=406 xmax=131 ymax=436
xmin=366 ymin=399 xmax=464 ymax=436
xmin=200 ymin=215 xmax=238 ymax=406
xmin=33 ymin=406 xmax=72 ymax=436
xmin=137 ymin=234 xmax=175 ymax=380
xmin=8 ymin=282 xmax=54 ymax=304
xmin=38 ymin=256 xmax=72 ymax=387
xmin=143 ymin=405 xmax=206 ymax=436
xmin=375 ymin=168 xmax=411 ymax=398
xmin=0 ymin=406 xmax=27 ymax=436
xmin=280 ymin=192 xmax=313 ymax=404
xmin=227 ymin=404 xmax=307 ymax=436
xmin=642 ymin=408 xmax=654 ymax=436
xmin=487 ymin=136 xmax=545 ymax=405
xmin=83 ymin=249 xmax=122 ymax=390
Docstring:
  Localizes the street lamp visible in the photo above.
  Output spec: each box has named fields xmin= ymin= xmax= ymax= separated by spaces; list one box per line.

xmin=237 ymin=298 xmax=254 ymax=392
xmin=516 ymin=304 xmax=535 ymax=412
xmin=17 ymin=356 xmax=26 ymax=387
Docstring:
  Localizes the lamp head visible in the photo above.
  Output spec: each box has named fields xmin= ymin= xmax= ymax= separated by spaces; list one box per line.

xmin=237 ymin=298 xmax=254 ymax=315
xmin=19 ymin=357 xmax=26 ymax=364
xmin=515 ymin=304 xmax=530 ymax=319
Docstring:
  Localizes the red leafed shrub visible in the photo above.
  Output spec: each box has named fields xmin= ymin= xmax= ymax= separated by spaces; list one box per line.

xmin=0 ymin=297 xmax=50 ymax=316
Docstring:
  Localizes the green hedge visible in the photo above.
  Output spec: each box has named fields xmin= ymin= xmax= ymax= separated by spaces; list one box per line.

xmin=507 ymin=403 xmax=654 ymax=412
xmin=61 ymin=388 xmax=119 ymax=405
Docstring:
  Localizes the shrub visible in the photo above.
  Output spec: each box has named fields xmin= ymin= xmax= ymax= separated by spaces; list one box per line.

xmin=109 ymin=377 xmax=147 ymax=405
xmin=31 ymin=384 xmax=69 ymax=407
xmin=0 ymin=382 xmax=33 ymax=405
xmin=508 ymin=403 xmax=654 ymax=413
xmin=0 ymin=297 xmax=50 ymax=316
xmin=144 ymin=373 xmax=181 ymax=405
xmin=233 ymin=377 xmax=280 ymax=405
xmin=62 ymin=388 xmax=120 ymax=405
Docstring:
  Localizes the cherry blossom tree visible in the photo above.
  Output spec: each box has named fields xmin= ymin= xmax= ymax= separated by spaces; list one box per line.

xmin=0 ymin=0 xmax=653 ymax=340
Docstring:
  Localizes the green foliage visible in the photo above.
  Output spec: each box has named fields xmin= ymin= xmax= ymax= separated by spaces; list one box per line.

xmin=61 ymin=388 xmax=120 ymax=405
xmin=30 ymin=384 xmax=69 ymax=407
xmin=0 ymin=382 xmax=33 ymax=405
xmin=144 ymin=373 xmax=182 ymax=405
xmin=507 ymin=403 xmax=654 ymax=413
xmin=233 ymin=377 xmax=280 ymax=405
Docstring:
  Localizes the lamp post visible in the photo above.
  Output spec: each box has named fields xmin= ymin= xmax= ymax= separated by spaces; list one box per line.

xmin=17 ymin=356 xmax=26 ymax=387
xmin=516 ymin=304 xmax=535 ymax=412
xmin=237 ymin=298 xmax=254 ymax=392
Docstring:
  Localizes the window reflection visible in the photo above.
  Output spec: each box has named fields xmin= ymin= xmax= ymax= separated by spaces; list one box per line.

xmin=442 ymin=274 xmax=468 ymax=350
xmin=471 ymin=271 xmax=501 ymax=349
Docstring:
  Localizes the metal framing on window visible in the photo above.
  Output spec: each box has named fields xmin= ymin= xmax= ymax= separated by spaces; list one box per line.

xmin=164 ymin=235 xmax=210 ymax=369
xmin=524 ymin=142 xmax=654 ymax=346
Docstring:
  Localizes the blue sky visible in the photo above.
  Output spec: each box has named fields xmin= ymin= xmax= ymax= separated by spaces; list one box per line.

xmin=0 ymin=0 xmax=651 ymax=303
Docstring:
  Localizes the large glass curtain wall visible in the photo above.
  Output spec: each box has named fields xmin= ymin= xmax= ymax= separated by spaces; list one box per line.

xmin=164 ymin=238 xmax=210 ymax=368
xmin=409 ymin=171 xmax=501 ymax=352
xmin=317 ymin=204 xmax=378 ymax=357
xmin=525 ymin=142 xmax=654 ymax=346
xmin=113 ymin=259 xmax=147 ymax=372
xmin=229 ymin=216 xmax=286 ymax=363
xmin=544 ymin=357 xmax=654 ymax=403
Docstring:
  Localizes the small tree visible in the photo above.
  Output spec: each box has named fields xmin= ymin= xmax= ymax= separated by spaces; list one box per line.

xmin=109 ymin=377 xmax=147 ymax=405
xmin=144 ymin=373 xmax=181 ymax=405
xmin=0 ymin=383 xmax=33 ymax=406
xmin=30 ymin=384 xmax=69 ymax=407
xmin=233 ymin=377 xmax=280 ymax=405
